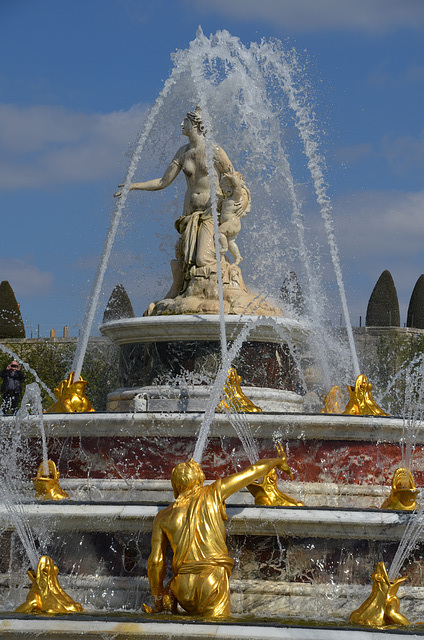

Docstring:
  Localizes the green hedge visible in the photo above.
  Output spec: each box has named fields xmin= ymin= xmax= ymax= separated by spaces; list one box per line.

xmin=0 ymin=339 xmax=119 ymax=411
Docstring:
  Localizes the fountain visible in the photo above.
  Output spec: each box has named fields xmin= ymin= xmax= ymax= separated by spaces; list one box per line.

xmin=1 ymin=28 xmax=424 ymax=639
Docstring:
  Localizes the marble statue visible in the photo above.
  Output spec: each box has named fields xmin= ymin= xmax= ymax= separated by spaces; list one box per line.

xmin=144 ymin=445 xmax=291 ymax=618
xmin=115 ymin=107 xmax=281 ymax=317
xmin=218 ymin=168 xmax=250 ymax=266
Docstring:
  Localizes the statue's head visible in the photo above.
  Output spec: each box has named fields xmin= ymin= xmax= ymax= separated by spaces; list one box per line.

xmin=185 ymin=106 xmax=205 ymax=135
xmin=355 ymin=374 xmax=369 ymax=394
xmin=171 ymin=458 xmax=205 ymax=498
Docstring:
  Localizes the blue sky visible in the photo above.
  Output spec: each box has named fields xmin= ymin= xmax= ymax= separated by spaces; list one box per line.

xmin=1 ymin=0 xmax=424 ymax=337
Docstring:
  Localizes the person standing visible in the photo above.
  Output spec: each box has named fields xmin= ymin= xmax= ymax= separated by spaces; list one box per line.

xmin=0 ymin=360 xmax=25 ymax=414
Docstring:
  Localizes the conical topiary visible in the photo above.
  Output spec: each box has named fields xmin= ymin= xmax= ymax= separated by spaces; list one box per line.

xmin=366 ymin=270 xmax=400 ymax=327
xmin=0 ymin=281 xmax=25 ymax=338
xmin=280 ymin=271 xmax=304 ymax=316
xmin=407 ymin=274 xmax=424 ymax=329
xmin=103 ymin=284 xmax=135 ymax=323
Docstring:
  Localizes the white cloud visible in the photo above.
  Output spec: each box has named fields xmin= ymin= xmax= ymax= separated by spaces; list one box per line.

xmin=0 ymin=258 xmax=53 ymax=297
xmin=0 ymin=103 xmax=147 ymax=189
xmin=187 ymin=0 xmax=424 ymax=33
xmin=336 ymin=189 xmax=424 ymax=258
xmin=332 ymin=189 xmax=424 ymax=315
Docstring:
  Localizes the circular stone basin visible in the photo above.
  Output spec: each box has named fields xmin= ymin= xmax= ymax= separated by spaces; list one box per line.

xmin=100 ymin=315 xmax=309 ymax=396
xmin=99 ymin=314 xmax=308 ymax=346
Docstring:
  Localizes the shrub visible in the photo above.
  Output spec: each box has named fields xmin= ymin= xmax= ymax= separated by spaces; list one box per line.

xmin=366 ymin=270 xmax=400 ymax=327
xmin=0 ymin=281 xmax=25 ymax=338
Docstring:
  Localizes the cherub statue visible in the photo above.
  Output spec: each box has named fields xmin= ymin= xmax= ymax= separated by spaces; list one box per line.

xmin=218 ymin=168 xmax=250 ymax=266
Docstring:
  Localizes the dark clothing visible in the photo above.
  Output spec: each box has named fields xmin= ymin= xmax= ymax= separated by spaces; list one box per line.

xmin=0 ymin=368 xmax=25 ymax=414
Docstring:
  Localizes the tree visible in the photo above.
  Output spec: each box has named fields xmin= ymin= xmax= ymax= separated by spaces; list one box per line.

xmin=366 ymin=270 xmax=400 ymax=327
xmin=407 ymin=274 xmax=424 ymax=329
xmin=103 ymin=284 xmax=135 ymax=323
xmin=0 ymin=281 xmax=25 ymax=338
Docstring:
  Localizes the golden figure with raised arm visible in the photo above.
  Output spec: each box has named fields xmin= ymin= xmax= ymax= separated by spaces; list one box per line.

xmin=144 ymin=444 xmax=290 ymax=618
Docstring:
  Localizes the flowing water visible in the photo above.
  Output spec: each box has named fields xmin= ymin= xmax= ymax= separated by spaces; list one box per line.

xmin=0 ymin=343 xmax=54 ymax=403
xmin=77 ymin=28 xmax=356 ymax=393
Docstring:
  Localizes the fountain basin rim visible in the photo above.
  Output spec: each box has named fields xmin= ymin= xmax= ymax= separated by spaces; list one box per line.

xmin=99 ymin=314 xmax=308 ymax=345
xmin=16 ymin=412 xmax=411 ymax=443
xmin=1 ymin=503 xmax=409 ymax=539
xmin=0 ymin=617 xmax=421 ymax=640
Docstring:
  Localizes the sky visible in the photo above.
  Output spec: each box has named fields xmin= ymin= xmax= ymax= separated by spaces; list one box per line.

xmin=1 ymin=0 xmax=424 ymax=337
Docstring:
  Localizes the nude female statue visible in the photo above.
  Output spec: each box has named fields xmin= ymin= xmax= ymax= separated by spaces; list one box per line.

xmin=115 ymin=107 xmax=234 ymax=284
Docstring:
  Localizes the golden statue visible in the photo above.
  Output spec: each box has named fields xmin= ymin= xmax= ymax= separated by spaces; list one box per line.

xmin=321 ymin=385 xmax=343 ymax=414
xmin=349 ymin=561 xmax=409 ymax=627
xmin=33 ymin=460 xmax=70 ymax=501
xmin=46 ymin=371 xmax=95 ymax=413
xmin=380 ymin=468 xmax=418 ymax=511
xmin=144 ymin=444 xmax=290 ymax=617
xmin=343 ymin=374 xmax=389 ymax=416
xmin=215 ymin=367 xmax=262 ymax=413
xmin=15 ymin=555 xmax=83 ymax=614
xmin=247 ymin=467 xmax=304 ymax=507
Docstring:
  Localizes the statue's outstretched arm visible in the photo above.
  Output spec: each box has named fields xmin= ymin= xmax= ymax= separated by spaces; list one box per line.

xmin=221 ymin=453 xmax=289 ymax=501
xmin=114 ymin=147 xmax=184 ymax=197
xmin=131 ymin=157 xmax=182 ymax=192
xmin=147 ymin=517 xmax=168 ymax=611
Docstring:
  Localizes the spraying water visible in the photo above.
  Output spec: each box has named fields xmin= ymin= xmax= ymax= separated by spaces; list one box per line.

xmin=388 ymin=503 xmax=424 ymax=582
xmin=193 ymin=315 xmax=305 ymax=462
xmin=18 ymin=384 xmax=49 ymax=476
xmin=72 ymin=67 xmax=186 ymax=380
xmin=74 ymin=28 xmax=356 ymax=394
xmin=401 ymin=356 xmax=424 ymax=470
xmin=0 ymin=343 xmax=54 ymax=402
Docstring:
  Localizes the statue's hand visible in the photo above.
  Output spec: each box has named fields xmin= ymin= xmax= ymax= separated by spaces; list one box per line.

xmin=114 ymin=184 xmax=125 ymax=198
xmin=233 ymin=199 xmax=245 ymax=217
xmin=275 ymin=441 xmax=293 ymax=479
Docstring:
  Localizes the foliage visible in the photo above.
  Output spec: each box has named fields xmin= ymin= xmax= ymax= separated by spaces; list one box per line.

xmin=0 ymin=338 xmax=119 ymax=411
xmin=407 ymin=274 xmax=424 ymax=329
xmin=0 ymin=281 xmax=25 ymax=338
xmin=368 ymin=332 xmax=424 ymax=415
xmin=280 ymin=270 xmax=304 ymax=316
xmin=366 ymin=270 xmax=400 ymax=327
xmin=103 ymin=284 xmax=135 ymax=323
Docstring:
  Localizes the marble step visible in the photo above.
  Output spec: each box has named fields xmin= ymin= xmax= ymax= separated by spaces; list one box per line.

xmin=0 ymin=615 xmax=423 ymax=639
xmin=0 ymin=502 xmax=410 ymax=540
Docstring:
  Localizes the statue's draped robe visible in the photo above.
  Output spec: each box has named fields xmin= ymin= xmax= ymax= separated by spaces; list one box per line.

xmin=170 ymin=479 xmax=234 ymax=617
